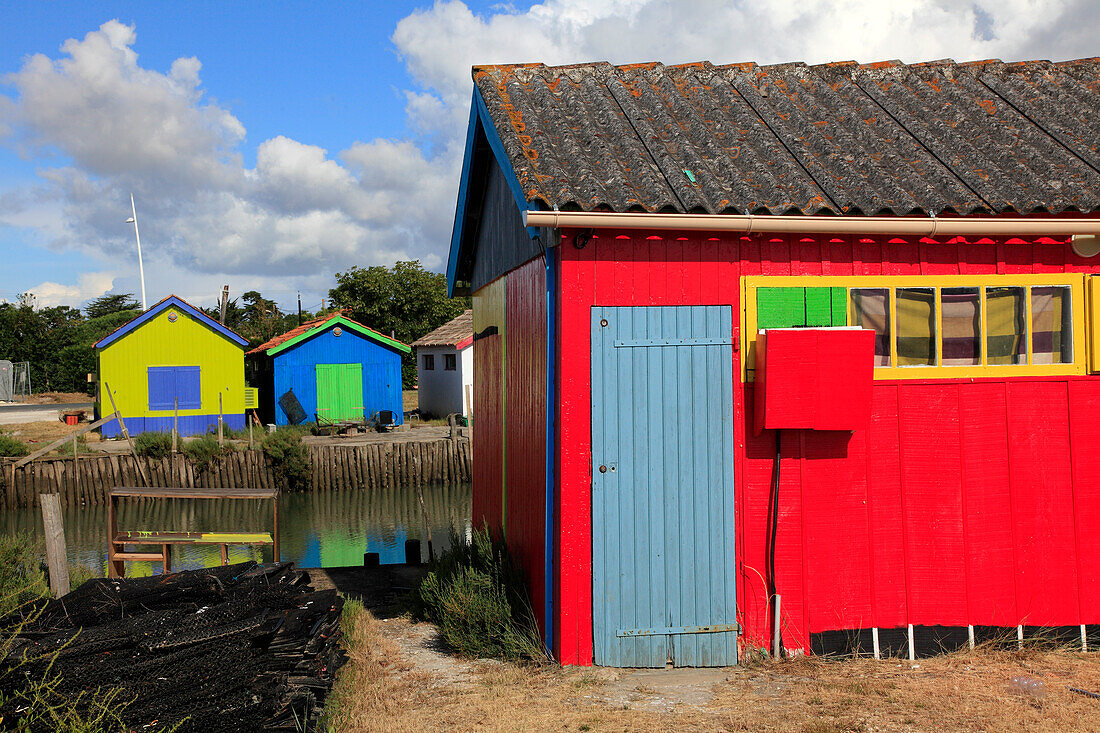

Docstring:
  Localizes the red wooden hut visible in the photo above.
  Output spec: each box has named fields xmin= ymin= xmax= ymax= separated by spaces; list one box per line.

xmin=446 ymin=58 xmax=1100 ymax=667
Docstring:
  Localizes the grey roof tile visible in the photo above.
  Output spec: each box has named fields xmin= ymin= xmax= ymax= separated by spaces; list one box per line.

xmin=472 ymin=58 xmax=1100 ymax=216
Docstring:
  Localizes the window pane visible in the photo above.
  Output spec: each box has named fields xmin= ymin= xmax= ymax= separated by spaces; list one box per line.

xmin=941 ymin=287 xmax=980 ymax=366
xmin=896 ymin=288 xmax=936 ymax=366
xmin=986 ymin=287 xmax=1026 ymax=365
xmin=1031 ymin=286 xmax=1073 ymax=364
xmin=849 ymin=289 xmax=890 ymax=366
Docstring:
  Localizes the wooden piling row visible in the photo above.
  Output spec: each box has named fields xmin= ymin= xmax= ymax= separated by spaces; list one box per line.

xmin=0 ymin=439 xmax=472 ymax=508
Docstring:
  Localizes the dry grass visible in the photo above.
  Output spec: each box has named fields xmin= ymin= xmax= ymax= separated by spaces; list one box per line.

xmin=1 ymin=421 xmax=101 ymax=445
xmin=325 ymin=604 xmax=1100 ymax=733
xmin=710 ymin=647 xmax=1100 ymax=733
xmin=403 ymin=390 xmax=419 ymax=414
xmin=22 ymin=391 xmax=93 ymax=404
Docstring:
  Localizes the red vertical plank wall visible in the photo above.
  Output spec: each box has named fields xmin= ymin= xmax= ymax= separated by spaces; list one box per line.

xmin=554 ymin=229 xmax=1100 ymax=665
xmin=504 ymin=257 xmax=548 ymax=633
xmin=1006 ymin=381 xmax=1079 ymax=625
xmin=1068 ymin=381 xmax=1100 ymax=618
xmin=958 ymin=383 xmax=1017 ymax=626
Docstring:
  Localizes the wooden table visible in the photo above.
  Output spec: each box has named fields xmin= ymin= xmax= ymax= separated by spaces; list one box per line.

xmin=107 ymin=486 xmax=280 ymax=578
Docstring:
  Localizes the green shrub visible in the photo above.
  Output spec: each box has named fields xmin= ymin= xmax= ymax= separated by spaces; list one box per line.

xmin=181 ymin=434 xmax=233 ymax=474
xmin=414 ymin=526 xmax=546 ymax=662
xmin=134 ymin=431 xmax=172 ymax=459
xmin=0 ymin=434 xmax=29 ymax=458
xmin=262 ymin=429 xmax=312 ymax=491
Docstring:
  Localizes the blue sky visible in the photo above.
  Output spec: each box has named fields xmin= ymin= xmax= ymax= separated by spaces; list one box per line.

xmin=0 ymin=1 xmax=519 ymax=309
xmin=0 ymin=0 xmax=1093 ymax=311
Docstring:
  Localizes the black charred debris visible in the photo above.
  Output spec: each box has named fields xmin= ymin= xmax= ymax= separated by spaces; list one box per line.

xmin=0 ymin=561 xmax=347 ymax=732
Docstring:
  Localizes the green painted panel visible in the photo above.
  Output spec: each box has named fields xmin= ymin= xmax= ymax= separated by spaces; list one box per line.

xmin=316 ymin=363 xmax=363 ymax=422
xmin=830 ymin=287 xmax=848 ymax=326
xmin=757 ymin=288 xmax=806 ymax=329
xmin=805 ymin=287 xmax=833 ymax=327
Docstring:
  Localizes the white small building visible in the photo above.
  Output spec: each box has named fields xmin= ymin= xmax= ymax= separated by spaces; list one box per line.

xmin=412 ymin=310 xmax=473 ymax=418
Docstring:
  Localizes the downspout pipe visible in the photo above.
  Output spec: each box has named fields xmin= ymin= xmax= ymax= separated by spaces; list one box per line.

xmin=523 ymin=210 xmax=1100 ymax=238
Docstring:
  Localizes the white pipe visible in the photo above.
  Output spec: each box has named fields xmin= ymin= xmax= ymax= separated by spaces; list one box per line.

xmin=129 ymin=193 xmax=147 ymax=311
xmin=772 ymin=594 xmax=782 ymax=660
xmin=523 ymin=210 xmax=1100 ymax=237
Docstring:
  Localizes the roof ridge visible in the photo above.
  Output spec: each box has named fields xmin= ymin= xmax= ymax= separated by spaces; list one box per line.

xmin=94 ymin=295 xmax=248 ymax=350
xmin=249 ymin=312 xmax=410 ymax=356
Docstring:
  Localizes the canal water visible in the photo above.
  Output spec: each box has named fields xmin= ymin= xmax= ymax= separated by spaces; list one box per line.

xmin=0 ymin=484 xmax=472 ymax=578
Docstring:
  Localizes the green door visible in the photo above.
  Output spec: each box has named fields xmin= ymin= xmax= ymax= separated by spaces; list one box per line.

xmin=316 ymin=364 xmax=363 ymax=422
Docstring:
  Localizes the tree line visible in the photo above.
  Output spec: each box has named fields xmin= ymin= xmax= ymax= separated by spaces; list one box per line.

xmin=0 ymin=261 xmax=469 ymax=395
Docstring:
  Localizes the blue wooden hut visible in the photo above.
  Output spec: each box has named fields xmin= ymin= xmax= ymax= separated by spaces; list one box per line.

xmin=247 ymin=314 xmax=410 ymax=426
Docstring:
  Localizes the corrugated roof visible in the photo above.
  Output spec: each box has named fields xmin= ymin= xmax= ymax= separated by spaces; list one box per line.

xmin=473 ymin=58 xmax=1100 ymax=217
xmin=247 ymin=314 xmax=335 ymax=355
xmin=412 ymin=310 xmax=474 ymax=348
xmin=247 ymin=313 xmax=410 ymax=356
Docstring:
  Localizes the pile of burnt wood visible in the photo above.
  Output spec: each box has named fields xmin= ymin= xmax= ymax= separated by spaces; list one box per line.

xmin=0 ymin=561 xmax=346 ymax=731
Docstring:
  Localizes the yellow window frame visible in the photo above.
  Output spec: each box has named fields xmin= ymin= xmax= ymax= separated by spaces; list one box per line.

xmin=741 ymin=274 xmax=1088 ymax=381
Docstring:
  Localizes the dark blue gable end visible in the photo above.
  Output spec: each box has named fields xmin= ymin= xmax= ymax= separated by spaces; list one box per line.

xmin=266 ymin=322 xmax=404 ymax=427
xmin=447 ymin=87 xmax=549 ymax=297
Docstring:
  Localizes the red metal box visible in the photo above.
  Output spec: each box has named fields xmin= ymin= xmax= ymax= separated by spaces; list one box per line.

xmin=753 ymin=327 xmax=875 ymax=434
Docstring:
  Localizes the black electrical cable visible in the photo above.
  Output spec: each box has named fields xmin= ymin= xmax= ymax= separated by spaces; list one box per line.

xmin=766 ymin=429 xmax=782 ymax=655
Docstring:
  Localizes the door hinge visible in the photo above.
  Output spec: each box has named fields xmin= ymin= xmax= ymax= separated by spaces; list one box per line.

xmin=617 ymin=623 xmax=740 ymax=637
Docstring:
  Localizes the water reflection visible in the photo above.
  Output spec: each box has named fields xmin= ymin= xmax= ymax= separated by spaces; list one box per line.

xmin=0 ymin=484 xmax=472 ymax=577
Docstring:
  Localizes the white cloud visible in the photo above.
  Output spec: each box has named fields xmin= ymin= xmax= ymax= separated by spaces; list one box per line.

xmin=0 ymin=20 xmax=451 ymax=305
xmin=1 ymin=3 xmax=1097 ymax=308
xmin=26 ymin=271 xmax=115 ymax=307
xmin=392 ymin=0 xmax=1096 ymax=112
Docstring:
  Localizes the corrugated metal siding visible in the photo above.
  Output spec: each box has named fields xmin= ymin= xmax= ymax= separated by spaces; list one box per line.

xmin=556 ymin=229 xmax=1100 ymax=663
xmin=504 ymin=256 xmax=547 ymax=634
xmin=97 ymin=305 xmax=244 ymax=437
xmin=472 ymin=277 xmax=507 ymax=534
xmin=269 ymin=325 xmax=402 ymax=427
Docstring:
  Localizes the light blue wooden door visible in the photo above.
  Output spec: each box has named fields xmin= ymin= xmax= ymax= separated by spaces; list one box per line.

xmin=591 ymin=306 xmax=738 ymax=667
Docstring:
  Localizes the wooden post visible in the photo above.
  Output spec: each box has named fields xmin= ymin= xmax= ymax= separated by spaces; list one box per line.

xmin=104 ymin=383 xmax=149 ymax=485
xmin=172 ymin=398 xmax=178 ymax=454
xmin=908 ymin=624 xmax=916 ymax=661
xmin=218 ymin=393 xmax=224 ymax=447
xmin=72 ymin=435 xmax=79 ymax=500
xmin=414 ymin=480 xmax=435 ymax=562
xmin=40 ymin=494 xmax=70 ymax=597
xmin=872 ymin=627 xmax=881 ymax=660
xmin=272 ymin=492 xmax=280 ymax=563
xmin=249 ymin=418 xmax=254 ymax=451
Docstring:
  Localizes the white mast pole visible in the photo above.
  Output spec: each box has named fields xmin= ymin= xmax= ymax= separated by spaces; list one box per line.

xmin=128 ymin=193 xmax=147 ymax=311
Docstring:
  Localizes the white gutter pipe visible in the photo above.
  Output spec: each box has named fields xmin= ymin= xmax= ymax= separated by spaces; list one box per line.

xmin=523 ymin=210 xmax=1100 ymax=238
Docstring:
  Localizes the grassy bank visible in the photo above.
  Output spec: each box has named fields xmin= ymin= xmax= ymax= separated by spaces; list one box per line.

xmin=325 ymin=602 xmax=1100 ymax=732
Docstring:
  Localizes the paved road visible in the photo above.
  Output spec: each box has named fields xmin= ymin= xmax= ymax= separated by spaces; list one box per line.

xmin=0 ymin=402 xmax=93 ymax=425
